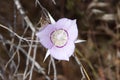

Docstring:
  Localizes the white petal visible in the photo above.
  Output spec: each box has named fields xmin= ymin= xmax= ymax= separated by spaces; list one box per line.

xmin=36 ymin=25 xmax=55 ymax=49
xmin=55 ymin=18 xmax=78 ymax=42
xmin=43 ymin=50 xmax=50 ymax=62
xmin=75 ymin=39 xmax=86 ymax=43
xmin=49 ymin=41 xmax=75 ymax=61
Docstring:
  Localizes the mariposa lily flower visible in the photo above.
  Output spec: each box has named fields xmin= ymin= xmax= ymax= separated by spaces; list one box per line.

xmin=36 ymin=16 xmax=85 ymax=61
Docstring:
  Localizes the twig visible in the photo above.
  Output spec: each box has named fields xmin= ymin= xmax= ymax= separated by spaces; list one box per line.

xmin=0 ymin=72 xmax=4 ymax=80
xmin=0 ymin=24 xmax=39 ymax=42
xmin=51 ymin=56 xmax=57 ymax=80
xmin=48 ymin=59 xmax=52 ymax=74
xmin=74 ymin=55 xmax=91 ymax=80
xmin=23 ymin=32 xmax=35 ymax=80
xmin=13 ymin=50 xmax=20 ymax=76
xmin=2 ymin=40 xmax=48 ymax=79
xmin=14 ymin=0 xmax=35 ymax=32
xmin=4 ymin=40 xmax=17 ymax=70
xmin=13 ymin=26 xmax=29 ymax=75
xmin=0 ymin=39 xmax=44 ymax=73
xmin=35 ymin=0 xmax=56 ymax=24
xmin=52 ymin=0 xmax=56 ymax=5
xmin=29 ymin=38 xmax=38 ymax=80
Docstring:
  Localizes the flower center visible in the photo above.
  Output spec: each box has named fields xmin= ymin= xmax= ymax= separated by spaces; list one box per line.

xmin=50 ymin=29 xmax=68 ymax=47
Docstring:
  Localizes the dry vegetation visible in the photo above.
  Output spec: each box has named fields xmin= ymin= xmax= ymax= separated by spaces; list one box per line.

xmin=0 ymin=0 xmax=120 ymax=80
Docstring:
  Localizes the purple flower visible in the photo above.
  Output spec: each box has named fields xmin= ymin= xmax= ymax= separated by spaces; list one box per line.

xmin=36 ymin=18 xmax=85 ymax=61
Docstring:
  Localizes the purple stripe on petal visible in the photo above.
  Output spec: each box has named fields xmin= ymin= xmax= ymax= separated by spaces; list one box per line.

xmin=49 ymin=41 xmax=75 ymax=61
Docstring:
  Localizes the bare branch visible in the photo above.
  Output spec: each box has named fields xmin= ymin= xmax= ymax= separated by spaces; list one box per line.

xmin=14 ymin=0 xmax=35 ymax=32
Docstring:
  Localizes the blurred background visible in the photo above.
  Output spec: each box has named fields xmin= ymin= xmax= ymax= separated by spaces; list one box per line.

xmin=0 ymin=0 xmax=120 ymax=80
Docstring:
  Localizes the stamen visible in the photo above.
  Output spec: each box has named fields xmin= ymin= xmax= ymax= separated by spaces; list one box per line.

xmin=50 ymin=29 xmax=68 ymax=47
